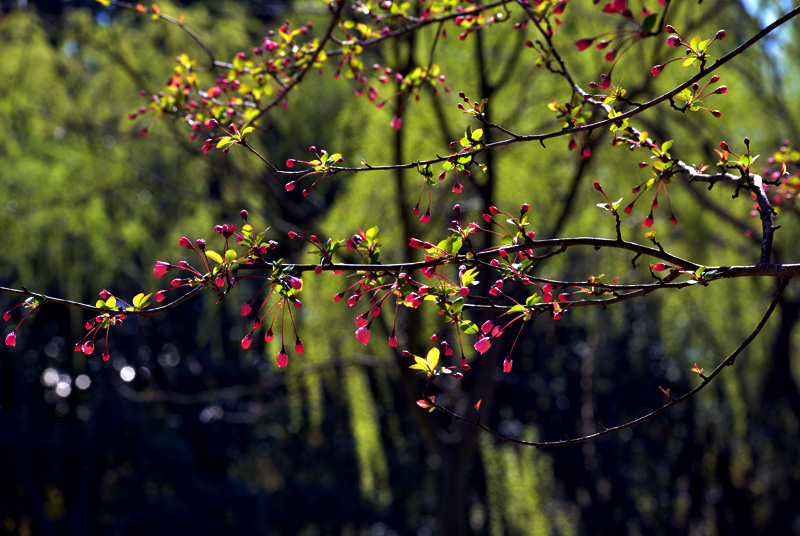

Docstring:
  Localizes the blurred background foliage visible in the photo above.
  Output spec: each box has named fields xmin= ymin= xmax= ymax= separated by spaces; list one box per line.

xmin=2 ymin=0 xmax=800 ymax=534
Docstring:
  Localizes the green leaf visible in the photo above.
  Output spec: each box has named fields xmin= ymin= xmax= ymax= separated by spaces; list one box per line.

xmin=460 ymin=319 xmax=479 ymax=334
xmin=508 ymin=304 xmax=526 ymax=314
xmin=216 ymin=136 xmax=233 ymax=148
xmin=206 ymin=250 xmax=223 ymax=264
xmin=472 ymin=128 xmax=483 ymax=141
xmin=425 ymin=347 xmax=440 ymax=371
xmin=641 ymin=13 xmax=658 ymax=33
xmin=225 ymin=249 xmax=237 ymax=262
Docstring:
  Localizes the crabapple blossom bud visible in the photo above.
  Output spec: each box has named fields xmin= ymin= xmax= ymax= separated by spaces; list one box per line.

xmin=99 ymin=289 xmax=112 ymax=300
xmin=667 ymin=36 xmax=681 ymax=47
xmin=521 ymin=203 xmax=530 ymax=213
xmin=715 ymin=29 xmax=726 ymax=39
xmin=481 ymin=320 xmax=493 ymax=334
xmin=355 ymin=326 xmax=371 ymax=345
xmin=474 ymin=337 xmax=492 ymax=354
xmin=489 ymin=206 xmax=499 ymax=214
xmin=650 ymin=64 xmax=664 ymax=76
xmin=503 ymin=357 xmax=513 ymax=373
xmin=179 ymin=237 xmax=193 ymax=248
xmin=295 ymin=339 xmax=304 ymax=353
xmin=593 ymin=181 xmax=602 ymax=191
xmin=652 ymin=263 xmax=668 ymax=271
xmin=241 ymin=303 xmax=252 ymax=316
xmin=241 ymin=333 xmax=252 ymax=349
xmin=240 ymin=210 xmax=248 ymax=220
xmin=2 ymin=311 xmax=10 ymax=322
xmin=276 ymin=348 xmax=289 ymax=367
xmin=388 ymin=334 xmax=397 ymax=347
xmin=459 ymin=287 xmax=469 ymax=297
xmin=5 ymin=332 xmax=16 ymax=346
xmin=293 ymin=300 xmax=301 ymax=308
xmin=290 ymin=277 xmax=302 ymax=290
xmin=82 ymin=341 xmax=95 ymax=355
xmin=315 ymin=266 xmax=323 ymax=274
xmin=265 ymin=328 xmax=274 ymax=342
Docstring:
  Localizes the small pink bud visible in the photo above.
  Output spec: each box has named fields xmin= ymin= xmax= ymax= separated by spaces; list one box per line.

xmin=82 ymin=341 xmax=95 ymax=355
xmin=715 ymin=29 xmax=726 ymax=39
xmin=459 ymin=286 xmax=469 ymax=297
xmin=489 ymin=206 xmax=499 ymax=214
xmin=355 ymin=326 xmax=371 ymax=345
xmin=241 ymin=303 xmax=252 ymax=316
xmin=667 ymin=36 xmax=681 ymax=48
xmin=295 ymin=339 xmax=304 ymax=353
xmin=388 ymin=334 xmax=397 ymax=347
xmin=102 ymin=351 xmax=110 ymax=361
xmin=593 ymin=181 xmax=602 ymax=191
xmin=710 ymin=75 xmax=720 ymax=83
xmin=652 ymin=263 xmax=667 ymax=271
xmin=481 ymin=320 xmax=493 ymax=334
xmin=420 ymin=210 xmax=431 ymax=224
xmin=2 ymin=310 xmax=10 ymax=322
xmin=276 ymin=348 xmax=289 ymax=367
xmin=575 ymin=38 xmax=594 ymax=51
xmin=643 ymin=214 xmax=655 ymax=228
xmin=99 ymin=289 xmax=112 ymax=300
xmin=265 ymin=328 xmax=274 ymax=342
xmin=290 ymin=276 xmax=302 ymax=290
xmin=156 ymin=290 xmax=168 ymax=302
xmin=196 ymin=239 xmax=206 ymax=250
xmin=650 ymin=64 xmax=664 ymax=76
xmin=179 ymin=237 xmax=193 ymax=248
xmin=242 ymin=334 xmax=253 ymax=349
xmin=5 ymin=332 xmax=16 ymax=346
xmin=503 ymin=357 xmax=513 ymax=373
xmin=474 ymin=337 xmax=492 ymax=354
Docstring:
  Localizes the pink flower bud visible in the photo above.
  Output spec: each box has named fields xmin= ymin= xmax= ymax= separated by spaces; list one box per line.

xmin=388 ymin=334 xmax=397 ymax=347
xmin=652 ymin=263 xmax=668 ymax=271
xmin=242 ymin=334 xmax=252 ymax=349
xmin=667 ymin=36 xmax=681 ymax=47
xmin=650 ymin=64 xmax=664 ymax=76
xmin=715 ymin=29 xmax=726 ymax=39
xmin=265 ymin=328 xmax=274 ymax=342
xmin=474 ymin=337 xmax=492 ymax=354
xmin=459 ymin=286 xmax=469 ymax=297
xmin=575 ymin=38 xmax=594 ymax=51
xmin=156 ymin=290 xmax=168 ymax=302
xmin=241 ymin=303 xmax=252 ymax=316
xmin=5 ymin=332 xmax=16 ymax=347
xmin=2 ymin=310 xmax=10 ymax=322
xmin=82 ymin=341 xmax=95 ymax=355
xmin=503 ymin=357 xmax=513 ymax=373
xmin=295 ymin=339 xmax=304 ymax=353
xmin=276 ymin=348 xmax=288 ymax=367
xmin=179 ymin=237 xmax=193 ymax=248
xmin=290 ymin=276 xmax=302 ymax=290
xmin=355 ymin=326 xmax=371 ymax=345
